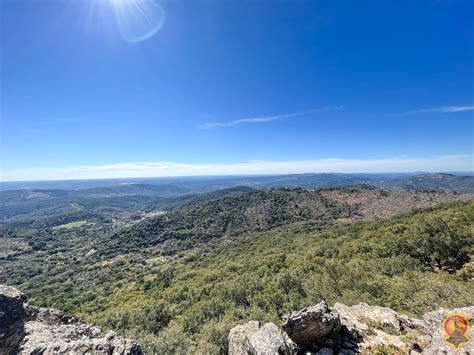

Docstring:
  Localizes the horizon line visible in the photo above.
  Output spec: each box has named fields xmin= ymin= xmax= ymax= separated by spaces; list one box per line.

xmin=1 ymin=155 xmax=472 ymax=182
xmin=0 ymin=170 xmax=473 ymax=184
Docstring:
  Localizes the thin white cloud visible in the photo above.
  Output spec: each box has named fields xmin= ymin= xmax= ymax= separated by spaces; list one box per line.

xmin=402 ymin=105 xmax=474 ymax=115
xmin=198 ymin=106 xmax=343 ymax=129
xmin=1 ymin=155 xmax=471 ymax=182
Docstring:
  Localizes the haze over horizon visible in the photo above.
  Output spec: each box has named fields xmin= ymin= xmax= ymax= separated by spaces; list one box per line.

xmin=1 ymin=0 xmax=473 ymax=181
xmin=0 ymin=156 xmax=473 ymax=182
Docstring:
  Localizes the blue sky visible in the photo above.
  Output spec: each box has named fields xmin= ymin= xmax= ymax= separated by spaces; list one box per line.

xmin=1 ymin=0 xmax=473 ymax=181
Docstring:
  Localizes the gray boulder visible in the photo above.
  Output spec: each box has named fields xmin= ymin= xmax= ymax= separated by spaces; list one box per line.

xmin=332 ymin=302 xmax=367 ymax=340
xmin=345 ymin=302 xmax=401 ymax=333
xmin=228 ymin=321 xmax=295 ymax=355
xmin=282 ymin=301 xmax=341 ymax=346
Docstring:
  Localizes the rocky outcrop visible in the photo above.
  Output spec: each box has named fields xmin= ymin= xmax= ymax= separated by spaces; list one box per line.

xmin=0 ymin=285 xmax=142 ymax=354
xmin=0 ymin=285 xmax=28 ymax=354
xmin=282 ymin=301 xmax=341 ymax=348
xmin=229 ymin=301 xmax=474 ymax=354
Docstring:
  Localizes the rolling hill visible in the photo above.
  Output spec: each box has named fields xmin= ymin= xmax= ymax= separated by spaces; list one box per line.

xmin=104 ymin=186 xmax=469 ymax=257
xmin=378 ymin=173 xmax=474 ymax=192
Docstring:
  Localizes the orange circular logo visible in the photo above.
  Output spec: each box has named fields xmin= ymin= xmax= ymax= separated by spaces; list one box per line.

xmin=442 ymin=313 xmax=470 ymax=349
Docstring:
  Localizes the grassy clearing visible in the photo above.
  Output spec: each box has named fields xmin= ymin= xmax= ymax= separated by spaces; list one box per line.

xmin=53 ymin=220 xmax=91 ymax=229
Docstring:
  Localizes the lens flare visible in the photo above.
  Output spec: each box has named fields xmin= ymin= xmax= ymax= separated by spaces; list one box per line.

xmin=111 ymin=0 xmax=165 ymax=42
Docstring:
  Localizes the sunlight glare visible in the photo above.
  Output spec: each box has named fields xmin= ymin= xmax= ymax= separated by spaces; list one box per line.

xmin=111 ymin=0 xmax=165 ymax=42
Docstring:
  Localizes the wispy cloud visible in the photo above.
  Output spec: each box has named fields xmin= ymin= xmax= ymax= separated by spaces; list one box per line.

xmin=401 ymin=105 xmax=474 ymax=115
xmin=198 ymin=106 xmax=343 ymax=129
xmin=1 ymin=155 xmax=471 ymax=182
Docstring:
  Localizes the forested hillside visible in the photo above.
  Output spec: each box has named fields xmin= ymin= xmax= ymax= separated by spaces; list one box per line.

xmin=2 ymin=173 xmax=472 ymax=223
xmin=22 ymin=201 xmax=473 ymax=353
xmin=104 ymin=186 xmax=469 ymax=256
xmin=1 ymin=184 xmax=472 ymax=353
xmin=0 ymin=185 xmax=254 ymax=225
xmin=103 ymin=188 xmax=355 ymax=256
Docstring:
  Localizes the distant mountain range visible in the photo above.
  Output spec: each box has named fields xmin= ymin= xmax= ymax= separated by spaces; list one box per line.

xmin=1 ymin=172 xmax=473 ymax=192
xmin=376 ymin=173 xmax=474 ymax=192
xmin=1 ymin=173 xmax=472 ymax=224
